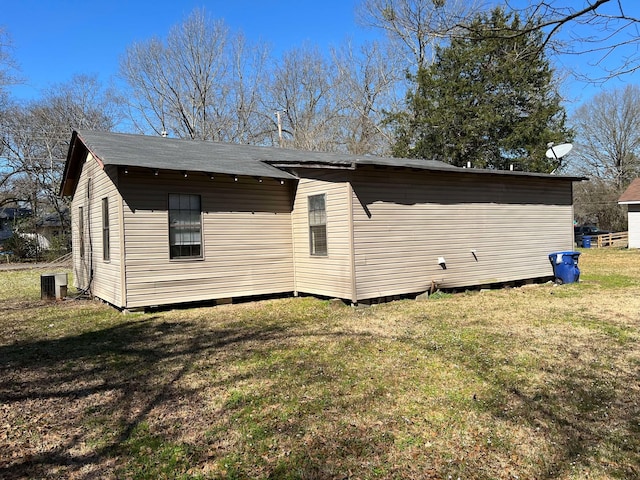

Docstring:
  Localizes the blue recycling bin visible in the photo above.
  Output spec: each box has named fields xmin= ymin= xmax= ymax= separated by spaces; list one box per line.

xmin=548 ymin=251 xmax=581 ymax=284
xmin=582 ymin=235 xmax=591 ymax=248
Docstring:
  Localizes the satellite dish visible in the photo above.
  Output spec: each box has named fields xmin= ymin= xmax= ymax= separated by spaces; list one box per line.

xmin=545 ymin=143 xmax=573 ymax=159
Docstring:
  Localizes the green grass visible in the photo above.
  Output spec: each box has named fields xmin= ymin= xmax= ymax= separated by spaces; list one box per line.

xmin=116 ymin=422 xmax=204 ymax=479
xmin=1 ymin=249 xmax=640 ymax=479
xmin=577 ymin=247 xmax=640 ymax=288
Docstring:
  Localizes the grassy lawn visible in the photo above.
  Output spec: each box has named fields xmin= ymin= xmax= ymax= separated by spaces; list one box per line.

xmin=1 ymin=248 xmax=639 ymax=479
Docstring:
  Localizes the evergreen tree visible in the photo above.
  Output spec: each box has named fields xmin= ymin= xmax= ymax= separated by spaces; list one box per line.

xmin=390 ymin=7 xmax=570 ymax=172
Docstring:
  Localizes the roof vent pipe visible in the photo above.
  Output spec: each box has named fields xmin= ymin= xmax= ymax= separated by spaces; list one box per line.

xmin=161 ymin=130 xmax=168 ymax=138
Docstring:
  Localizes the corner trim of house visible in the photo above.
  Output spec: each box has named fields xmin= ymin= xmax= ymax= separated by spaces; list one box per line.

xmin=117 ymin=188 xmax=127 ymax=308
xmin=347 ymin=182 xmax=358 ymax=303
xmin=290 ymin=189 xmax=298 ymax=295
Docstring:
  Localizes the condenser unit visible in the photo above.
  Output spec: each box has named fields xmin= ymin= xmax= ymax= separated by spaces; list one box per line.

xmin=41 ymin=273 xmax=68 ymax=300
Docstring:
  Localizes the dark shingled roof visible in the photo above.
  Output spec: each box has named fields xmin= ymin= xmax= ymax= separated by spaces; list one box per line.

xmin=75 ymin=129 xmax=461 ymax=175
xmin=75 ymin=130 xmax=298 ymax=179
xmin=61 ymin=130 xmax=584 ymax=196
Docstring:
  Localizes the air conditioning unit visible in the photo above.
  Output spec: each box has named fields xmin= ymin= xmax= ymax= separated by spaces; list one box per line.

xmin=41 ymin=273 xmax=68 ymax=300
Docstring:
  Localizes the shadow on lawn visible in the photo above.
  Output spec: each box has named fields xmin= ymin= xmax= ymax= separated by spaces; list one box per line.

xmin=438 ymin=332 xmax=640 ymax=479
xmin=0 ymin=314 xmax=299 ymax=479
xmin=1 ymin=305 xmax=639 ymax=479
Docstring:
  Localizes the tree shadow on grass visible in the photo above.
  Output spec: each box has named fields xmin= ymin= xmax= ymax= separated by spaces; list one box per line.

xmin=0 ymin=306 xmax=389 ymax=480
xmin=0 ymin=314 xmax=299 ymax=479
xmin=430 ymin=331 xmax=640 ymax=479
xmin=3 ymin=300 xmax=638 ymax=479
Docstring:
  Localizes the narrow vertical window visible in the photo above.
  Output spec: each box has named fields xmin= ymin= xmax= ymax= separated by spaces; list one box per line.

xmin=169 ymin=193 xmax=202 ymax=259
xmin=78 ymin=206 xmax=84 ymax=259
xmin=102 ymin=198 xmax=110 ymax=261
xmin=308 ymin=194 xmax=327 ymax=256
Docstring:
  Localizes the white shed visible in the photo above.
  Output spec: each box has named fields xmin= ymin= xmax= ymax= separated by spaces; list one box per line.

xmin=618 ymin=178 xmax=640 ymax=248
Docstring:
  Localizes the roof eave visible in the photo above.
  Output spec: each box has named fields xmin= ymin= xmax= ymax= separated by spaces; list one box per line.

xmin=116 ymin=164 xmax=298 ymax=181
xmin=268 ymin=161 xmax=356 ymax=171
xmin=59 ymin=130 xmax=81 ymax=197
xmin=453 ymin=167 xmax=587 ymax=182
xmin=270 ymin=157 xmax=586 ymax=181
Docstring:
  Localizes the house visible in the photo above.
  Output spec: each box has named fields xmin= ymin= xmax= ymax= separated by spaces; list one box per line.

xmin=0 ymin=207 xmax=31 ymax=243
xmin=618 ymin=178 xmax=640 ymax=248
xmin=36 ymin=209 xmax=70 ymax=247
xmin=60 ymin=130 xmax=583 ymax=310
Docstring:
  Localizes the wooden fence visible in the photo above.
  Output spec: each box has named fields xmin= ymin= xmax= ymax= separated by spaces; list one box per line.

xmin=582 ymin=231 xmax=629 ymax=248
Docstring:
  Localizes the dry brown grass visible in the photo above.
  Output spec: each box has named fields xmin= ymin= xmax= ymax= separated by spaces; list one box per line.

xmin=1 ymin=248 xmax=639 ymax=479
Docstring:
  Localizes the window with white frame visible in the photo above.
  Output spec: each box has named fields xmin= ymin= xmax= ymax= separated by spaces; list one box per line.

xmin=168 ymin=193 xmax=202 ymax=259
xmin=102 ymin=198 xmax=110 ymax=261
xmin=308 ymin=194 xmax=327 ymax=256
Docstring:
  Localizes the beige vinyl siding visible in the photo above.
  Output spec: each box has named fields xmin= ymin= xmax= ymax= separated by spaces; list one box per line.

xmin=291 ymin=173 xmax=354 ymax=300
xmin=119 ymin=171 xmax=293 ymax=308
xmin=70 ymin=154 xmax=123 ymax=306
xmin=351 ymin=168 xmax=574 ymax=300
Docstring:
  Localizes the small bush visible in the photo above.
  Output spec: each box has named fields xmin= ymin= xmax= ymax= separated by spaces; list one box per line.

xmin=41 ymin=234 xmax=70 ymax=261
xmin=3 ymin=233 xmax=40 ymax=259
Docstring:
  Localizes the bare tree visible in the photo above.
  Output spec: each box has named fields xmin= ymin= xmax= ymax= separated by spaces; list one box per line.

xmin=120 ymin=9 xmax=228 ymax=140
xmin=0 ymin=75 xmax=119 ymax=237
xmin=567 ymin=84 xmax=640 ymax=230
xmin=223 ymin=32 xmax=272 ymax=145
xmin=120 ymin=8 xmax=270 ymax=144
xmin=120 ymin=7 xmax=403 ymax=153
xmin=266 ymin=45 xmax=343 ymax=151
xmin=573 ymin=178 xmax=628 ymax=231
xmin=568 ymin=84 xmax=640 ymax=189
xmin=361 ymin=1 xmax=640 ymax=83
xmin=490 ymin=1 xmax=640 ymax=81
xmin=331 ymin=41 xmax=403 ymax=155
xmin=0 ymin=27 xmax=20 ymax=109
xmin=356 ymin=0 xmax=483 ymax=69
xmin=0 ymin=27 xmax=24 ymax=209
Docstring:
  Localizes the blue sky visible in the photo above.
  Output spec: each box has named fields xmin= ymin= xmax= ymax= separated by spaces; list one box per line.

xmin=4 ymin=0 xmax=372 ymax=100
xmin=3 ymin=0 xmax=640 ymax=109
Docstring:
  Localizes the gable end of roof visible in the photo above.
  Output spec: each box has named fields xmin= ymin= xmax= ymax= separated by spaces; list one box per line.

xmin=619 ymin=178 xmax=640 ymax=204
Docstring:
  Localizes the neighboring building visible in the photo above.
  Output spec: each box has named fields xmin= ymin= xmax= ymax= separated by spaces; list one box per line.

xmin=618 ymin=178 xmax=640 ymax=248
xmin=0 ymin=207 xmax=31 ymax=243
xmin=36 ymin=209 xmax=70 ymax=247
xmin=60 ymin=130 xmax=583 ymax=310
